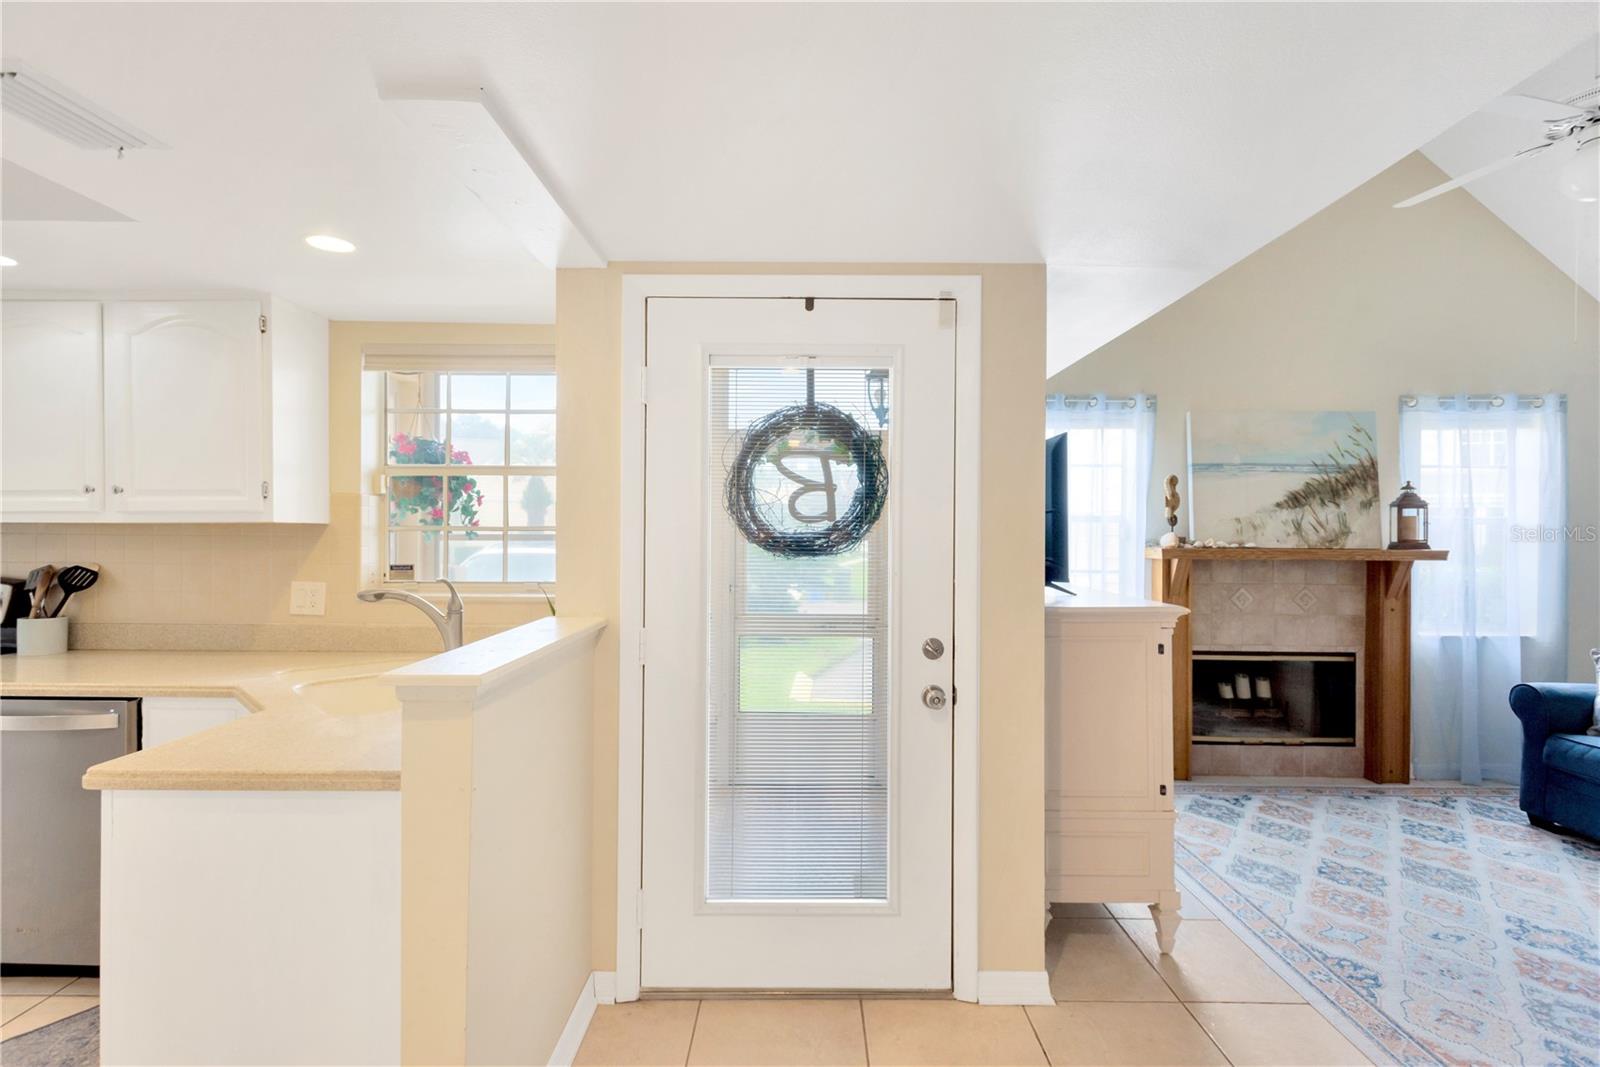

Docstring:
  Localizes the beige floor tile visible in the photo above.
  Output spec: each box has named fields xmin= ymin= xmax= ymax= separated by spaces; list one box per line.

xmin=0 ymin=996 xmax=98 ymax=1041
xmin=1046 ymin=918 xmax=1175 ymax=1002
xmin=0 ymin=996 xmax=45 ymax=1025
xmin=1049 ymin=902 xmax=1111 ymax=918
xmin=0 ymin=976 xmax=76 ymax=996
xmin=58 ymin=977 xmax=100 ymax=996
xmin=1025 ymin=1002 xmax=1229 ymax=1066
xmin=862 ymin=1000 xmax=1046 ymax=1066
xmin=688 ymin=999 xmax=864 ymax=1066
xmin=576 ymin=1000 xmax=700 ymax=1067
xmin=1188 ymin=1003 xmax=1370 ymax=1065
xmin=1105 ymin=895 xmax=1216 ymax=921
xmin=1119 ymin=919 xmax=1301 ymax=1003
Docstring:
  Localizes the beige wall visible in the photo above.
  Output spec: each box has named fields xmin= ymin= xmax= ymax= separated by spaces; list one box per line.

xmin=557 ymin=263 xmax=1048 ymax=976
xmin=2 ymin=321 xmax=557 ymax=650
xmin=1048 ymin=152 xmax=1600 ymax=680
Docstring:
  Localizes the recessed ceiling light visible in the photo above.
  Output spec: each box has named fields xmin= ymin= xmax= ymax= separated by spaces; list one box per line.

xmin=0 ymin=255 xmax=16 ymax=267
xmin=305 ymin=234 xmax=355 ymax=254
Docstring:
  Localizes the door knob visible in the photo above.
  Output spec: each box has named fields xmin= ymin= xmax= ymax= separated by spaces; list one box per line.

xmin=922 ymin=685 xmax=948 ymax=710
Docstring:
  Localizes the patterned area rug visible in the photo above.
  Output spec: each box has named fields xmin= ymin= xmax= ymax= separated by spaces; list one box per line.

xmin=1175 ymin=785 xmax=1600 ymax=1067
xmin=0 ymin=1005 xmax=98 ymax=1067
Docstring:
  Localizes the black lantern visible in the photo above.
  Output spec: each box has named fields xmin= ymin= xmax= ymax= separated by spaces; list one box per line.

xmin=1388 ymin=481 xmax=1430 ymax=549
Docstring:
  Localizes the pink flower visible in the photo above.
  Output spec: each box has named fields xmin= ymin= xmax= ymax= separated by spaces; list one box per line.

xmin=475 ymin=492 xmax=484 ymax=505
xmin=451 ymin=449 xmax=472 ymax=464
xmin=429 ymin=506 xmax=444 ymax=521
xmin=393 ymin=433 xmax=417 ymax=458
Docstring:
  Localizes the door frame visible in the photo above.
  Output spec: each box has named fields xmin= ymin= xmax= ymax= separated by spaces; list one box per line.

xmin=616 ymin=274 xmax=983 ymax=1002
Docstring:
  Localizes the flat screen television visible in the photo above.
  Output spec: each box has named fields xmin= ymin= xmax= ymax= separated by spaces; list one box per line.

xmin=1045 ymin=432 xmax=1069 ymax=585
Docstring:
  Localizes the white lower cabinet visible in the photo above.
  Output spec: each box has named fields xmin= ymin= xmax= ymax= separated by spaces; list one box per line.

xmin=0 ymin=295 xmax=328 ymax=523
xmin=1045 ymin=588 xmax=1188 ymax=952
xmin=139 ymin=696 xmax=248 ymax=750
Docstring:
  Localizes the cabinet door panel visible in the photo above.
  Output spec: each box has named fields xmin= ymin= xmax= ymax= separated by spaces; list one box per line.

xmin=1048 ymin=622 xmax=1156 ymax=811
xmin=0 ymin=301 xmax=104 ymax=514
xmin=104 ymin=301 xmax=264 ymax=515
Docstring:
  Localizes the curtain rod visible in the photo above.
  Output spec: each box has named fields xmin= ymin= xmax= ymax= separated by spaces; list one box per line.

xmin=1046 ymin=394 xmax=1157 ymax=410
xmin=1401 ymin=394 xmax=1563 ymax=410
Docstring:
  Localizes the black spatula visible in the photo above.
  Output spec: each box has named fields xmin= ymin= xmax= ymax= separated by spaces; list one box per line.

xmin=49 ymin=563 xmax=100 ymax=618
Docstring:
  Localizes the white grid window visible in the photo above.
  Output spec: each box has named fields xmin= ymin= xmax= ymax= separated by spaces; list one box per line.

xmin=381 ymin=366 xmax=556 ymax=586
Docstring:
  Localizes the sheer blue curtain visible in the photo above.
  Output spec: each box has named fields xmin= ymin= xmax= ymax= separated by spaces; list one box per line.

xmin=1044 ymin=393 xmax=1156 ymax=596
xmin=1401 ymin=393 xmax=1567 ymax=783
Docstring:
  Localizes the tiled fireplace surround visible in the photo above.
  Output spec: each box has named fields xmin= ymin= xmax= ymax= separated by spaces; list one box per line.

xmin=1186 ymin=558 xmax=1366 ymax=778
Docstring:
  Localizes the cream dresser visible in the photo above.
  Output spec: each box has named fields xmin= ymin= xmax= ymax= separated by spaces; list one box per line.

xmin=1045 ymin=586 xmax=1188 ymax=952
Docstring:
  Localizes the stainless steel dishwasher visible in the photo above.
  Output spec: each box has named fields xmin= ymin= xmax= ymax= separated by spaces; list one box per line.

xmin=1 ymin=696 xmax=139 ymax=969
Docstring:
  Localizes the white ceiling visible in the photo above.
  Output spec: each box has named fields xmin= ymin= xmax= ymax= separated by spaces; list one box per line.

xmin=0 ymin=3 xmax=1591 ymax=367
xmin=1422 ymin=36 xmax=1599 ymax=302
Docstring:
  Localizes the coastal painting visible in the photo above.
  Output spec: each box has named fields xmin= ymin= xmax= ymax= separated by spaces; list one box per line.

xmin=1187 ymin=410 xmax=1381 ymax=548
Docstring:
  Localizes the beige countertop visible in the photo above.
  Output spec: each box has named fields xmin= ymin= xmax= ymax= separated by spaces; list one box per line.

xmin=2 ymin=650 xmax=414 ymax=792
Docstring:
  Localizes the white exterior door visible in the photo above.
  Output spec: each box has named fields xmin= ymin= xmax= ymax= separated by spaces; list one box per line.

xmin=0 ymin=301 xmax=105 ymax=515
xmin=641 ymin=296 xmax=955 ymax=990
xmin=103 ymin=301 xmax=265 ymax=515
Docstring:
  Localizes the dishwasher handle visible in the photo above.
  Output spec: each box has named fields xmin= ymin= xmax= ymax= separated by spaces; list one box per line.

xmin=0 ymin=712 xmax=122 ymax=732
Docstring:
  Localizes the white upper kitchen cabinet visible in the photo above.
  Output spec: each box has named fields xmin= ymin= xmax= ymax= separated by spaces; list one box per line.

xmin=104 ymin=300 xmax=267 ymax=516
xmin=0 ymin=301 xmax=105 ymax=515
xmin=0 ymin=295 xmax=329 ymax=524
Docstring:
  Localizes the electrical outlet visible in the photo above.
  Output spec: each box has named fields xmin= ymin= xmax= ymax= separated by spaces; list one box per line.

xmin=289 ymin=581 xmax=326 ymax=616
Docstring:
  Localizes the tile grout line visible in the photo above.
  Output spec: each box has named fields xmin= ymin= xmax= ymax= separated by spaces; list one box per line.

xmin=682 ymin=999 xmax=702 ymax=1067
xmin=858 ymin=997 xmax=870 ymax=1067
xmin=1019 ymin=1000 xmax=1053 ymax=1066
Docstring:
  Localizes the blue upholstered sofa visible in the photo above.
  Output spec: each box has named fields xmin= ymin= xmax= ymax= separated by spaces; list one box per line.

xmin=1511 ymin=683 xmax=1600 ymax=841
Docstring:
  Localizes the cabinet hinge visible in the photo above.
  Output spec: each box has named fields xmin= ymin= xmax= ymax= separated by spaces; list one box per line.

xmin=1157 ymin=642 xmax=1165 ymax=655
xmin=261 ymin=481 xmax=270 ymax=500
xmin=259 ymin=314 xmax=268 ymax=334
xmin=638 ymin=628 xmax=647 ymax=665
xmin=1160 ymin=784 xmax=1169 ymax=796
xmin=635 ymin=891 xmax=645 ymax=928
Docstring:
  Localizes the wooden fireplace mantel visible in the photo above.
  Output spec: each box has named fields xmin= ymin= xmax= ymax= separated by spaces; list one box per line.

xmin=1146 ymin=546 xmax=1447 ymax=784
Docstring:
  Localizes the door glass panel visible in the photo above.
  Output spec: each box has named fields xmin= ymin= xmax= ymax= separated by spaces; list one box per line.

xmin=706 ymin=364 xmax=891 ymax=903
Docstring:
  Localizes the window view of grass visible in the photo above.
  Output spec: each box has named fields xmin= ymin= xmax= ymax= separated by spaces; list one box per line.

xmin=738 ymin=635 xmax=872 ymax=715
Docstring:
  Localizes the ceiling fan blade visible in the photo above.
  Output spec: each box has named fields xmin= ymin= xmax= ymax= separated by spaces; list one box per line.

xmin=1394 ymin=142 xmax=1557 ymax=208
xmin=1484 ymin=93 xmax=1591 ymax=122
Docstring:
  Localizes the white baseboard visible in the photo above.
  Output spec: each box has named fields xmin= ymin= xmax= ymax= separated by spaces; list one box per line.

xmin=548 ymin=972 xmax=599 ymax=1067
xmin=592 ymin=970 xmax=617 ymax=1005
xmin=975 ymin=970 xmax=1054 ymax=1005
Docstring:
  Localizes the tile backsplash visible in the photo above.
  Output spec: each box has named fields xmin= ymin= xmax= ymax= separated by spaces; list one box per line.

xmin=2 ymin=492 xmax=549 ymax=650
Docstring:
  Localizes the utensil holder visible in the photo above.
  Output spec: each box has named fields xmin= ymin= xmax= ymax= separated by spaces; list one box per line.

xmin=17 ymin=617 xmax=68 ymax=656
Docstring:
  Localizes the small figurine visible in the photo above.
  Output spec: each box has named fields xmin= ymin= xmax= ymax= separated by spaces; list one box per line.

xmin=1160 ymin=474 xmax=1183 ymax=547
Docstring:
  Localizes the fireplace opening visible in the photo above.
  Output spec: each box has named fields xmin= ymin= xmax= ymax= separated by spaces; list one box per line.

xmin=1192 ymin=651 xmax=1357 ymax=745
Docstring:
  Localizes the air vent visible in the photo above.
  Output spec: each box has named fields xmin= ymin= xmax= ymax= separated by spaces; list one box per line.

xmin=0 ymin=61 xmax=164 ymax=151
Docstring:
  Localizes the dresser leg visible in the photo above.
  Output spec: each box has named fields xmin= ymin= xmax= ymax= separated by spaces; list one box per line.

xmin=1151 ymin=890 xmax=1182 ymax=954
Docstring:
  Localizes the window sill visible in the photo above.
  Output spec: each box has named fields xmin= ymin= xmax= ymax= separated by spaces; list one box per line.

xmin=379 ymin=585 xmax=556 ymax=603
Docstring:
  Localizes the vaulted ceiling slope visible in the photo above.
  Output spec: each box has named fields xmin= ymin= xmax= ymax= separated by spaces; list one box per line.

xmin=0 ymin=3 xmax=1590 ymax=365
xmin=1422 ymin=36 xmax=1599 ymax=302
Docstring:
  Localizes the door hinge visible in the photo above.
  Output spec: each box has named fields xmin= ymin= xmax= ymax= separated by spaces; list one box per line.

xmin=638 ymin=628 xmax=647 ymax=665
xmin=261 ymin=481 xmax=270 ymax=500
xmin=635 ymin=891 xmax=645 ymax=928
xmin=639 ymin=366 xmax=649 ymax=404
xmin=259 ymin=314 xmax=268 ymax=335
xmin=950 ymin=685 xmax=957 ymax=706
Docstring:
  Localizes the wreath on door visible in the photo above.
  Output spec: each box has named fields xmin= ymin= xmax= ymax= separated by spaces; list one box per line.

xmin=724 ymin=401 xmax=888 ymax=558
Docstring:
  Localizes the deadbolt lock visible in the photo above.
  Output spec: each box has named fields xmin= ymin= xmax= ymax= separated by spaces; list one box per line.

xmin=921 ymin=637 xmax=945 ymax=660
